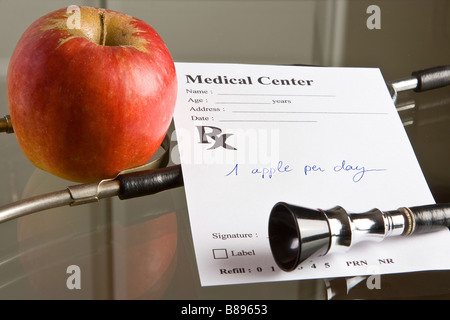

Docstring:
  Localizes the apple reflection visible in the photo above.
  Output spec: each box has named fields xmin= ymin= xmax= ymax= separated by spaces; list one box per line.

xmin=17 ymin=168 xmax=178 ymax=299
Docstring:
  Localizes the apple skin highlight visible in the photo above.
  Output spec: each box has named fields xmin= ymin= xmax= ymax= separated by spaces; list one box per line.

xmin=7 ymin=7 xmax=177 ymax=183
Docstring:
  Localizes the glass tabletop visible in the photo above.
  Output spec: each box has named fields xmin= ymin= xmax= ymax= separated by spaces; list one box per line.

xmin=1 ymin=0 xmax=450 ymax=300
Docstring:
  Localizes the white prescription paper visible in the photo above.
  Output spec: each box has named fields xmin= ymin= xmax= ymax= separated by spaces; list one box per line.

xmin=172 ymin=62 xmax=450 ymax=286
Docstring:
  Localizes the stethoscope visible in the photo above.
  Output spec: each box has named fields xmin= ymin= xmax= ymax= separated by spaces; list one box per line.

xmin=1 ymin=65 xmax=450 ymax=271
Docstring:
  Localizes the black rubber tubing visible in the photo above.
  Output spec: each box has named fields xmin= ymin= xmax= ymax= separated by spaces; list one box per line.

xmin=116 ymin=164 xmax=184 ymax=200
xmin=412 ymin=65 xmax=450 ymax=92
xmin=409 ymin=203 xmax=450 ymax=233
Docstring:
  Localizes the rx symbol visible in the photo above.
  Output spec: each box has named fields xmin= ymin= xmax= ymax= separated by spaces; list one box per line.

xmin=197 ymin=126 xmax=237 ymax=150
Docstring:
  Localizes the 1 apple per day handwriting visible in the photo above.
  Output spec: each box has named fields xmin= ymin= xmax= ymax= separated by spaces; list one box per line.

xmin=225 ymin=160 xmax=387 ymax=183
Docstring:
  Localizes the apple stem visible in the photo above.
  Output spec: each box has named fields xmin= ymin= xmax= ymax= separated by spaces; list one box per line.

xmin=99 ymin=11 xmax=107 ymax=46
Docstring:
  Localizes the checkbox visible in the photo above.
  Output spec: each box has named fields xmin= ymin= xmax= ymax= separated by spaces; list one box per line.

xmin=213 ymin=249 xmax=228 ymax=259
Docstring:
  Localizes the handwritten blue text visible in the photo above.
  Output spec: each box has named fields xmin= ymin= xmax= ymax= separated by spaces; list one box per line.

xmin=304 ymin=160 xmax=386 ymax=183
xmin=251 ymin=161 xmax=293 ymax=179
xmin=226 ymin=161 xmax=293 ymax=179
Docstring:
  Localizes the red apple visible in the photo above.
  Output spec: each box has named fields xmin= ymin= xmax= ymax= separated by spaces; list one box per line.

xmin=7 ymin=6 xmax=177 ymax=183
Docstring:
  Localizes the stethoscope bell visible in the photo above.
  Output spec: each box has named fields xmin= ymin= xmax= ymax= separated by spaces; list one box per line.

xmin=268 ymin=202 xmax=450 ymax=272
xmin=268 ymin=202 xmax=330 ymax=272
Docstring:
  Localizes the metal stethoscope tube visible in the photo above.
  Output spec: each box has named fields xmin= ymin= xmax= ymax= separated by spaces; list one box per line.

xmin=0 ymin=133 xmax=183 ymax=224
xmin=268 ymin=202 xmax=450 ymax=272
